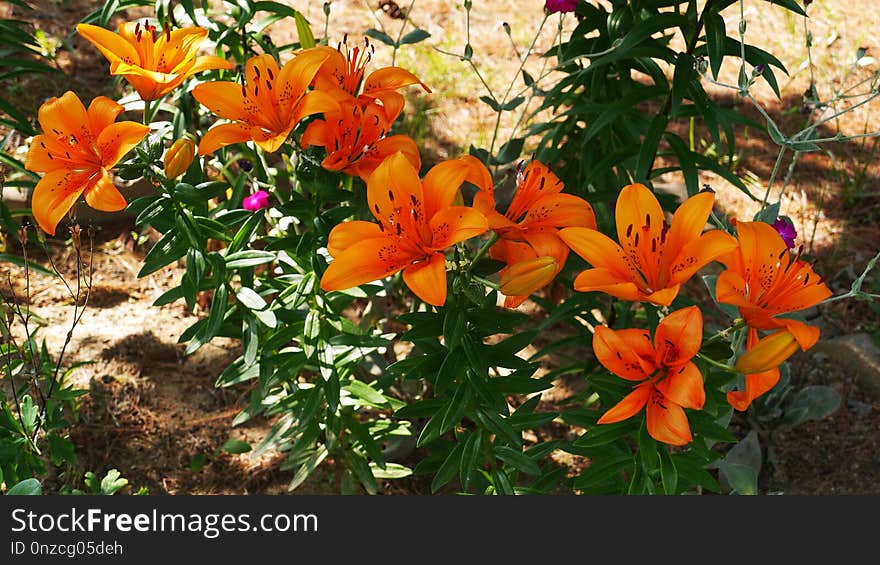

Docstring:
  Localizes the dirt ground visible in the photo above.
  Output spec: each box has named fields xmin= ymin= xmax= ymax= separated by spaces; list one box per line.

xmin=1 ymin=1 xmax=879 ymax=495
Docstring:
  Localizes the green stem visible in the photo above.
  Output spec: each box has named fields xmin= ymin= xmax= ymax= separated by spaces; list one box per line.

xmin=702 ymin=318 xmax=746 ymax=348
xmin=696 ymin=352 xmax=739 ymax=373
xmin=143 ymin=99 xmax=152 ymax=125
xmin=467 ymin=232 xmax=499 ymax=273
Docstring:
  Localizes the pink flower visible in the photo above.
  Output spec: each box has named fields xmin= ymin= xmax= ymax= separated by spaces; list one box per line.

xmin=772 ymin=217 xmax=797 ymax=249
xmin=545 ymin=0 xmax=578 ymax=13
xmin=243 ymin=190 xmax=271 ymax=211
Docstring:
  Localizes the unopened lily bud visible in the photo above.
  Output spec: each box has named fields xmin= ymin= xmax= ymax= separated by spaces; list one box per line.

xmin=735 ymin=329 xmax=800 ymax=374
xmin=163 ymin=136 xmax=196 ymax=179
xmin=499 ymin=256 xmax=558 ymax=297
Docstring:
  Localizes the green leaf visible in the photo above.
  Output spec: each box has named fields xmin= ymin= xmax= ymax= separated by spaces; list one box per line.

xmin=344 ymin=380 xmax=390 ymax=409
xmin=365 ymin=28 xmax=396 ymax=46
xmin=431 ymin=441 xmax=465 ymax=493
xmin=479 ymin=95 xmax=501 ymax=112
xmin=659 ymin=447 xmax=678 ymax=495
xmin=400 ymin=28 xmax=431 ymax=45
xmin=473 ymin=409 xmax=521 ymax=448
xmin=572 ymin=420 xmax=638 ymax=448
xmin=782 ymin=386 xmax=841 ymax=427
xmin=493 ymin=137 xmax=525 ymax=165
xmin=491 ymin=468 xmax=515 ymax=495
xmin=459 ymin=428 xmax=483 ymax=491
xmin=236 ymin=287 xmax=268 ymax=310
xmin=493 ymin=445 xmax=541 ymax=476
xmin=0 ymin=254 xmax=54 ymax=277
xmin=346 ymin=451 xmax=377 ymax=494
xmin=717 ymin=461 xmax=758 ymax=495
xmin=672 ymin=453 xmax=721 ymax=493
xmin=571 ymin=452 xmax=633 ymax=492
xmin=225 ymin=250 xmax=276 ymax=268
xmin=635 ymin=113 xmax=668 ymax=182
xmin=371 ymin=463 xmax=412 ymax=479
xmin=704 ymin=13 xmax=726 ymax=79
xmin=6 ymin=478 xmax=41 ymax=495
xmin=222 ymin=439 xmax=252 ymax=454
xmin=439 ymin=383 xmax=471 ymax=435
xmin=293 ymin=11 xmax=316 ymax=48
xmin=99 ymin=469 xmax=129 ymax=495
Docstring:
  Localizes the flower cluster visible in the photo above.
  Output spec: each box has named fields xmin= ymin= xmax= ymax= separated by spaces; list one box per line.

xmin=22 ymin=15 xmax=834 ymax=453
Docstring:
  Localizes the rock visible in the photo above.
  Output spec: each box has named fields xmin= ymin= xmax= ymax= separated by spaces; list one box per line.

xmin=812 ymin=333 xmax=880 ymax=400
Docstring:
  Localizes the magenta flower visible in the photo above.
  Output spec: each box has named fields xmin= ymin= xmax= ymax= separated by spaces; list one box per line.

xmin=545 ymin=0 xmax=578 ymax=14
xmin=243 ymin=190 xmax=271 ymax=211
xmin=772 ymin=217 xmax=797 ymax=249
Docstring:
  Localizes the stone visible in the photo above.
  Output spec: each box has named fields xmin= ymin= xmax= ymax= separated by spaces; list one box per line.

xmin=812 ymin=333 xmax=880 ymax=400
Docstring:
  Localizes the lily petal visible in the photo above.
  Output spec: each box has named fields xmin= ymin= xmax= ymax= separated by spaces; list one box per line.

xmin=363 ymin=66 xmax=430 ymax=96
xmin=320 ymin=235 xmax=420 ymax=291
xmin=326 ymin=220 xmax=383 ymax=257
xmin=429 ymin=206 xmax=488 ymax=250
xmin=592 ymin=326 xmax=656 ymax=381
xmin=653 ymin=306 xmax=703 ymax=367
xmin=728 ymin=367 xmax=780 ymax=412
xmin=421 ymin=156 xmax=492 ymax=218
xmin=559 ymin=227 xmax=643 ymax=284
xmin=192 ymin=82 xmax=249 ymax=122
xmin=402 ymin=253 xmax=447 ymax=306
xmin=657 ymin=361 xmax=705 ymax=410
xmin=573 ymin=268 xmax=643 ymax=302
xmin=87 ymin=96 xmax=125 ymax=135
xmin=646 ymin=389 xmax=693 ymax=445
xmin=96 ymin=121 xmax=150 ymax=168
xmin=30 ymin=169 xmax=92 ymax=235
xmin=76 ymin=23 xmax=140 ymax=67
xmin=198 ymin=122 xmax=253 ymax=155
xmin=663 ymin=190 xmax=716 ymax=261
xmin=597 ymin=382 xmax=652 ymax=424
xmin=668 ymin=229 xmax=738 ymax=285
xmin=84 ymin=169 xmax=127 ymax=211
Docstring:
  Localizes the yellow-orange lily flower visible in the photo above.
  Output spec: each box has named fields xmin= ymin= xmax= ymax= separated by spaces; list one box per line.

xmin=473 ymin=160 xmax=597 ymax=307
xmin=559 ymin=184 xmax=738 ymax=306
xmin=594 ymin=306 xmax=706 ymax=446
xmin=312 ymin=38 xmax=430 ymax=121
xmin=320 ymin=152 xmax=489 ymax=306
xmin=193 ymin=51 xmax=339 ymax=155
xmin=726 ymin=328 xmax=793 ymax=411
xmin=25 ymin=91 xmax=149 ymax=235
xmin=301 ymin=97 xmax=420 ymax=180
xmin=498 ymin=255 xmax=558 ymax=298
xmin=715 ymin=220 xmax=832 ymax=352
xmin=77 ymin=21 xmax=233 ymax=101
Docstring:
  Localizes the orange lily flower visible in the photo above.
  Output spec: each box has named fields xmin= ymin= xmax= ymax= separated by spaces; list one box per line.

xmin=559 ymin=184 xmax=738 ymax=306
xmin=24 ymin=91 xmax=149 ymax=235
xmin=594 ymin=306 xmax=706 ymax=446
xmin=193 ymin=51 xmax=339 ymax=155
xmin=77 ymin=20 xmax=233 ymax=101
xmin=473 ymin=160 xmax=597 ymax=307
xmin=715 ymin=220 xmax=831 ymax=410
xmin=312 ymin=38 xmax=430 ymax=121
xmin=715 ymin=220 xmax=831 ymax=353
xmin=320 ymin=152 xmax=489 ymax=306
xmin=301 ymin=97 xmax=420 ymax=180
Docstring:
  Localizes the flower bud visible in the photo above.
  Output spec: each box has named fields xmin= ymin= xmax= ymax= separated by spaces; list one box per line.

xmin=243 ymin=190 xmax=271 ymax=211
xmin=772 ymin=217 xmax=797 ymax=249
xmin=499 ymin=256 xmax=558 ymax=298
xmin=545 ymin=0 xmax=578 ymax=14
xmin=735 ymin=329 xmax=800 ymax=374
xmin=163 ymin=136 xmax=196 ymax=179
